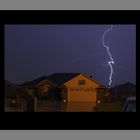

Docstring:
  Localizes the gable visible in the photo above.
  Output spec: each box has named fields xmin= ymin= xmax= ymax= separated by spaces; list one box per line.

xmin=35 ymin=79 xmax=55 ymax=87
xmin=63 ymin=73 xmax=103 ymax=88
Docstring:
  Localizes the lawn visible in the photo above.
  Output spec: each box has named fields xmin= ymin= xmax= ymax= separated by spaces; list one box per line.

xmin=93 ymin=101 xmax=125 ymax=112
xmin=5 ymin=98 xmax=125 ymax=112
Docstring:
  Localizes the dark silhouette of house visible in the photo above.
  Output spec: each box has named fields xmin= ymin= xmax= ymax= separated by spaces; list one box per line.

xmin=110 ymin=82 xmax=136 ymax=101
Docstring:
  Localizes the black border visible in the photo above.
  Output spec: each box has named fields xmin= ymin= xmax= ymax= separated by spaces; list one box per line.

xmin=0 ymin=10 xmax=139 ymax=130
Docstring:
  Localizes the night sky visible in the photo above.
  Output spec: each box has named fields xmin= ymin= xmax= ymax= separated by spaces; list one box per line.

xmin=5 ymin=24 xmax=136 ymax=87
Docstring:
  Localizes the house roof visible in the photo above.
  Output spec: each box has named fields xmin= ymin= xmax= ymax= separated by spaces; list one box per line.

xmin=47 ymin=73 xmax=81 ymax=86
xmin=19 ymin=76 xmax=47 ymax=86
xmin=47 ymin=73 xmax=107 ymax=88
xmin=80 ymin=73 xmax=106 ymax=87
xmin=19 ymin=73 xmax=107 ymax=88
xmin=19 ymin=73 xmax=80 ymax=86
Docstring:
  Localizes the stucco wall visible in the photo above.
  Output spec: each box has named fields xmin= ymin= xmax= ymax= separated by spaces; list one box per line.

xmin=64 ymin=74 xmax=100 ymax=102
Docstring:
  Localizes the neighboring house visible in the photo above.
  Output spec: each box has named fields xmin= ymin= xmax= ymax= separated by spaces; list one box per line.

xmin=110 ymin=82 xmax=136 ymax=101
xmin=19 ymin=73 xmax=108 ymax=103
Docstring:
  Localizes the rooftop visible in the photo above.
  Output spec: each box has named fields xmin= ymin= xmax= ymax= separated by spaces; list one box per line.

xmin=47 ymin=73 xmax=81 ymax=85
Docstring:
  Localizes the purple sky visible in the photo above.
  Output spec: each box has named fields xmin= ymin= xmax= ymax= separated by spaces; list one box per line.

xmin=5 ymin=24 xmax=136 ymax=87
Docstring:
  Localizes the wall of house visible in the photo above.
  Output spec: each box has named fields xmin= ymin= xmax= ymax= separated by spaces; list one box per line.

xmin=96 ymin=88 xmax=108 ymax=103
xmin=19 ymin=87 xmax=30 ymax=97
xmin=61 ymin=92 xmax=68 ymax=101
xmin=64 ymin=74 xmax=101 ymax=102
xmin=36 ymin=81 xmax=54 ymax=96
xmin=67 ymin=88 xmax=97 ymax=102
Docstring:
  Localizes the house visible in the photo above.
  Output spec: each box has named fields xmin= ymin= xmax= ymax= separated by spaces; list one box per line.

xmin=19 ymin=73 xmax=108 ymax=103
xmin=47 ymin=73 xmax=108 ymax=102
xmin=110 ymin=82 xmax=136 ymax=101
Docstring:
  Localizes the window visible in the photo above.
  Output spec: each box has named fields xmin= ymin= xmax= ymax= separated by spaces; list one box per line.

xmin=78 ymin=80 xmax=86 ymax=85
xmin=44 ymin=85 xmax=48 ymax=92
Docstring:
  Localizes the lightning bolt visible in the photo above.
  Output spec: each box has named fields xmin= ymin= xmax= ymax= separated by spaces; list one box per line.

xmin=102 ymin=25 xmax=114 ymax=88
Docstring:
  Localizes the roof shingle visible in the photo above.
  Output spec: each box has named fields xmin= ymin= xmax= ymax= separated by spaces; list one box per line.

xmin=19 ymin=73 xmax=106 ymax=88
xmin=46 ymin=73 xmax=81 ymax=85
